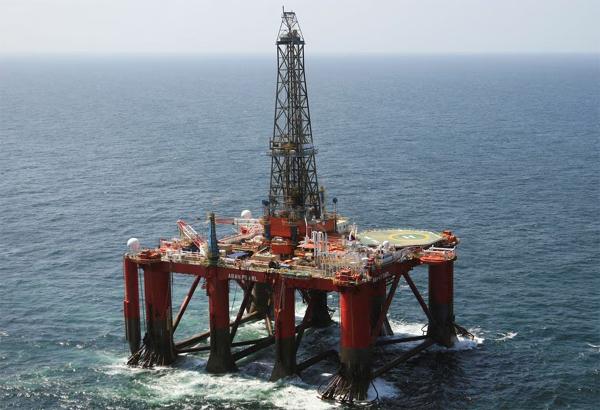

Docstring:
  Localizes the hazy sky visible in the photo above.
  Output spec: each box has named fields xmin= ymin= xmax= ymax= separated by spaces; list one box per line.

xmin=0 ymin=0 xmax=598 ymax=55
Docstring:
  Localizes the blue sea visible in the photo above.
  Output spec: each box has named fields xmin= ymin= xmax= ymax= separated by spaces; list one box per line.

xmin=0 ymin=53 xmax=598 ymax=409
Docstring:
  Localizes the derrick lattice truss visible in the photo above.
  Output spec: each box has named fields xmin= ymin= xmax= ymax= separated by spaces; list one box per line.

xmin=268 ymin=10 xmax=321 ymax=221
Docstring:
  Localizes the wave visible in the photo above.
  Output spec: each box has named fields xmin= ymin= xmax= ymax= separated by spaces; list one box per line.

xmin=497 ymin=332 xmax=518 ymax=341
xmin=99 ymin=316 xmax=483 ymax=407
xmin=452 ymin=335 xmax=484 ymax=350
xmin=387 ymin=318 xmax=485 ymax=350
xmin=102 ymin=361 xmax=340 ymax=409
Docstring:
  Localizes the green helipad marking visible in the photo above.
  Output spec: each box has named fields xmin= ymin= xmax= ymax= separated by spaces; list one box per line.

xmin=357 ymin=229 xmax=442 ymax=247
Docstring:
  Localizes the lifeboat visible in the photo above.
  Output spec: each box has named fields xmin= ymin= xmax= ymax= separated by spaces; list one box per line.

xmin=419 ymin=247 xmax=457 ymax=265
xmin=137 ymin=249 xmax=162 ymax=261
xmin=334 ymin=269 xmax=351 ymax=284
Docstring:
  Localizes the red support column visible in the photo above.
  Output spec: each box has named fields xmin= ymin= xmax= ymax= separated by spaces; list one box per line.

xmin=320 ymin=284 xmax=372 ymax=402
xmin=206 ymin=268 xmax=236 ymax=373
xmin=427 ymin=261 xmax=456 ymax=348
xmin=270 ymin=278 xmax=296 ymax=381
xmin=143 ymin=264 xmax=177 ymax=365
xmin=128 ymin=263 xmax=177 ymax=367
xmin=123 ymin=256 xmax=141 ymax=354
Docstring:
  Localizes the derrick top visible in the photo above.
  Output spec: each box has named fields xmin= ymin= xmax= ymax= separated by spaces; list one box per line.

xmin=277 ymin=9 xmax=304 ymax=45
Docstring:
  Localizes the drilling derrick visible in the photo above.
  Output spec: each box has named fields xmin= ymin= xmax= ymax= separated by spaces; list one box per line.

xmin=270 ymin=10 xmax=319 ymax=218
xmin=265 ymin=10 xmax=334 ymax=252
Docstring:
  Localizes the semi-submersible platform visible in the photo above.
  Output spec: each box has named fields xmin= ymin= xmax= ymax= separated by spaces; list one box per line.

xmin=122 ymin=10 xmax=472 ymax=403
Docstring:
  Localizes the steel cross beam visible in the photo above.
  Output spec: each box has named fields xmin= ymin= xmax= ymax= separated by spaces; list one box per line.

xmin=372 ymin=338 xmax=436 ymax=378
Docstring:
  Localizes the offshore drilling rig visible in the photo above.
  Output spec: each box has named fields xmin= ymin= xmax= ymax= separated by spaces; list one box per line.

xmin=122 ymin=9 xmax=471 ymax=403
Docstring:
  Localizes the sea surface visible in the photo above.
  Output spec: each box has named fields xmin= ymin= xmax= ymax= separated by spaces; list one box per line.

xmin=0 ymin=54 xmax=598 ymax=409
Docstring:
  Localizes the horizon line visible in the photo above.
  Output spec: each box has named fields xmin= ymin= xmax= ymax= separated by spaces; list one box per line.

xmin=1 ymin=50 xmax=598 ymax=58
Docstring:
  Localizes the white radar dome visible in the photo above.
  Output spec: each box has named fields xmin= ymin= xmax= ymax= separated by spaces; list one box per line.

xmin=383 ymin=240 xmax=390 ymax=249
xmin=241 ymin=210 xmax=252 ymax=219
xmin=127 ymin=238 xmax=140 ymax=251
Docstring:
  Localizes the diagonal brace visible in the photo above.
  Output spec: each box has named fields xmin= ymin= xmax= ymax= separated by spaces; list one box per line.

xmin=173 ymin=275 xmax=202 ymax=333
xmin=403 ymin=271 xmax=432 ymax=321
xmin=295 ymin=289 xmax=317 ymax=353
xmin=370 ymin=272 xmax=402 ymax=346
xmin=230 ymin=282 xmax=255 ymax=342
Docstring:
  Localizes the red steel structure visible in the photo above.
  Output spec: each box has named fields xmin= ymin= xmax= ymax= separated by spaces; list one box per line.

xmin=122 ymin=9 xmax=471 ymax=403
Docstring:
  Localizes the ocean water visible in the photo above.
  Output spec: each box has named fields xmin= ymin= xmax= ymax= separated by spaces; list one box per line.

xmin=0 ymin=54 xmax=598 ymax=409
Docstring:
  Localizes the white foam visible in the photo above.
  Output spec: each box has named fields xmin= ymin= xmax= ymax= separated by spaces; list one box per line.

xmin=586 ymin=342 xmax=600 ymax=352
xmin=101 ymin=320 xmax=483 ymax=406
xmin=387 ymin=318 xmax=484 ymax=351
xmin=451 ymin=335 xmax=483 ymax=350
xmin=370 ymin=377 xmax=401 ymax=400
xmin=497 ymin=332 xmax=517 ymax=341
xmin=101 ymin=360 xmax=341 ymax=408
xmin=104 ymin=361 xmax=171 ymax=376
xmin=451 ymin=326 xmax=485 ymax=350
xmin=271 ymin=379 xmax=340 ymax=410
xmin=387 ymin=318 xmax=428 ymax=337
